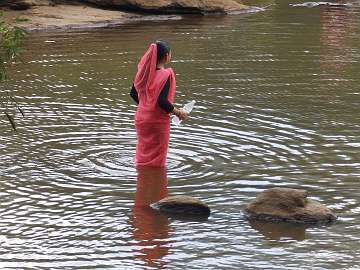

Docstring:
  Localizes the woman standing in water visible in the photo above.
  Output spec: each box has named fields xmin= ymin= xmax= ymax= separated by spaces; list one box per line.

xmin=130 ymin=40 xmax=188 ymax=167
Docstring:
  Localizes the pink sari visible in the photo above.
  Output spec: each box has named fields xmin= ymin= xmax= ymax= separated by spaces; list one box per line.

xmin=134 ymin=44 xmax=176 ymax=167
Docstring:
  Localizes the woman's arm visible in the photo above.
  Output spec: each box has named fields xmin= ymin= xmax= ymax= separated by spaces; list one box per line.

xmin=158 ymin=77 xmax=174 ymax=113
xmin=130 ymin=84 xmax=139 ymax=104
xmin=158 ymin=77 xmax=188 ymax=121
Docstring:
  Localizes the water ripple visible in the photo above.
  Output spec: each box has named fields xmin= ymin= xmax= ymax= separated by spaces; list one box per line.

xmin=0 ymin=3 xmax=360 ymax=269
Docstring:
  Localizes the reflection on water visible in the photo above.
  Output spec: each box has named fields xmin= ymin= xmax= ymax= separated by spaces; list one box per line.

xmin=131 ymin=166 xmax=170 ymax=269
xmin=249 ymin=220 xmax=307 ymax=241
xmin=0 ymin=0 xmax=360 ymax=269
xmin=320 ymin=1 xmax=356 ymax=72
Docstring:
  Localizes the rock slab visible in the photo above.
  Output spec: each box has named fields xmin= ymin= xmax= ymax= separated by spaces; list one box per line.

xmin=1 ymin=0 xmax=249 ymax=14
xmin=244 ymin=188 xmax=337 ymax=224
xmin=151 ymin=195 xmax=211 ymax=217
xmin=81 ymin=0 xmax=247 ymax=14
xmin=0 ymin=0 xmax=53 ymax=10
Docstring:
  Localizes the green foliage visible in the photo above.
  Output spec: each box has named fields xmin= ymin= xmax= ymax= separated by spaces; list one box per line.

xmin=0 ymin=12 xmax=27 ymax=131
xmin=0 ymin=14 xmax=27 ymax=82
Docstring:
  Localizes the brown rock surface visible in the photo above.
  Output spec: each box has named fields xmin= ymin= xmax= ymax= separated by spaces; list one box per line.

xmin=0 ymin=0 xmax=53 ymax=10
xmin=2 ymin=4 xmax=140 ymax=31
xmin=1 ymin=0 xmax=259 ymax=31
xmin=81 ymin=0 xmax=248 ymax=14
xmin=244 ymin=188 xmax=337 ymax=224
xmin=151 ymin=195 xmax=211 ymax=217
xmin=1 ymin=0 xmax=249 ymax=14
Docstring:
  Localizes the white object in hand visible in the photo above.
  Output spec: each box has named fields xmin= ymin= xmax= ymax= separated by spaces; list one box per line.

xmin=172 ymin=100 xmax=196 ymax=126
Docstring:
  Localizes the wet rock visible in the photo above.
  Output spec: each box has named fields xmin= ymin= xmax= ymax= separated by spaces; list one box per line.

xmin=244 ymin=188 xmax=337 ymax=224
xmin=151 ymin=195 xmax=211 ymax=218
xmin=80 ymin=0 xmax=248 ymax=14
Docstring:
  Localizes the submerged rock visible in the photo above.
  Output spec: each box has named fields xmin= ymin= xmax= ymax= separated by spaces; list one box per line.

xmin=244 ymin=188 xmax=337 ymax=224
xmin=151 ymin=195 xmax=211 ymax=218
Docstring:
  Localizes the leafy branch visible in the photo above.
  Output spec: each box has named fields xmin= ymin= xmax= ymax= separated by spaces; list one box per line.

xmin=0 ymin=12 xmax=27 ymax=131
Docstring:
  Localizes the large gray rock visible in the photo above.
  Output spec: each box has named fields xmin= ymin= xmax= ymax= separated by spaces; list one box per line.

xmin=151 ymin=195 xmax=211 ymax=218
xmin=244 ymin=188 xmax=337 ymax=224
xmin=1 ymin=0 xmax=251 ymax=14
xmin=77 ymin=0 xmax=248 ymax=14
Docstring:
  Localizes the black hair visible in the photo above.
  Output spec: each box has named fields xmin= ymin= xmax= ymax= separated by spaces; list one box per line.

xmin=155 ymin=40 xmax=171 ymax=64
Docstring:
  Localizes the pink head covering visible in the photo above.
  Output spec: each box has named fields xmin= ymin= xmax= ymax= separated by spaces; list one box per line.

xmin=134 ymin=43 xmax=158 ymax=101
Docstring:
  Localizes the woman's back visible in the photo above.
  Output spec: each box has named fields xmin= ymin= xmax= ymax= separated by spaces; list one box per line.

xmin=135 ymin=68 xmax=176 ymax=123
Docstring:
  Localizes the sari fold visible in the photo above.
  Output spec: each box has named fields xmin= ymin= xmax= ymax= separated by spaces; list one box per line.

xmin=134 ymin=43 xmax=176 ymax=167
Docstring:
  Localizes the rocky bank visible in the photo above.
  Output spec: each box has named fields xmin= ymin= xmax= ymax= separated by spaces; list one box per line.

xmin=0 ymin=0 xmax=259 ymax=31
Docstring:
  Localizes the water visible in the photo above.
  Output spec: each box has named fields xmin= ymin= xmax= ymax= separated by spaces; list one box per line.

xmin=0 ymin=1 xmax=360 ymax=269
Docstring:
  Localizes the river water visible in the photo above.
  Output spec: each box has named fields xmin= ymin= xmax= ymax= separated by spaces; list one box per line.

xmin=0 ymin=1 xmax=359 ymax=269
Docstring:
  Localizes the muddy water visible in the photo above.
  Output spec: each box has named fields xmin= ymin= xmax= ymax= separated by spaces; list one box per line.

xmin=0 ymin=1 xmax=359 ymax=269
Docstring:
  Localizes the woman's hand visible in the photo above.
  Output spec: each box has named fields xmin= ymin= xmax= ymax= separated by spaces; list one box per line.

xmin=173 ymin=108 xmax=189 ymax=121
